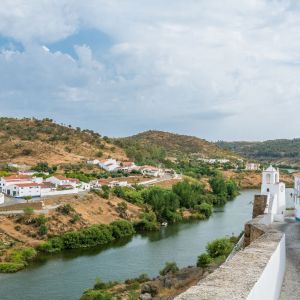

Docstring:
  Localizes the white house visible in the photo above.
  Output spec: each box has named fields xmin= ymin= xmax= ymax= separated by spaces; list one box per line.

xmin=0 ymin=192 xmax=4 ymax=204
xmin=140 ymin=166 xmax=164 ymax=177
xmin=0 ymin=175 xmax=33 ymax=192
xmin=87 ymin=159 xmax=100 ymax=165
xmin=46 ymin=175 xmax=77 ymax=187
xmin=99 ymin=159 xmax=120 ymax=172
xmin=118 ymin=161 xmax=136 ymax=172
xmin=246 ymin=163 xmax=261 ymax=171
xmin=5 ymin=182 xmax=41 ymax=198
xmin=261 ymin=166 xmax=286 ymax=222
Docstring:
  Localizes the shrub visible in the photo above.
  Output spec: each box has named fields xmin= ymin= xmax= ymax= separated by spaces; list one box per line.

xmin=110 ymin=220 xmax=135 ymax=239
xmin=159 ymin=262 xmax=179 ymax=276
xmin=57 ymin=204 xmax=74 ymax=215
xmin=80 ymin=289 xmax=113 ymax=300
xmin=70 ymin=214 xmax=81 ymax=224
xmin=34 ymin=215 xmax=47 ymax=226
xmin=195 ymin=203 xmax=213 ymax=218
xmin=23 ymin=207 xmax=34 ymax=216
xmin=197 ymin=253 xmax=212 ymax=267
xmin=0 ymin=262 xmax=24 ymax=273
xmin=206 ymin=238 xmax=234 ymax=258
xmin=38 ymin=224 xmax=48 ymax=236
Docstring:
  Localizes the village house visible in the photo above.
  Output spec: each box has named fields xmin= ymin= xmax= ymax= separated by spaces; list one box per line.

xmin=0 ymin=175 xmax=34 ymax=192
xmin=245 ymin=162 xmax=261 ymax=171
xmin=99 ymin=159 xmax=120 ymax=172
xmin=117 ymin=161 xmax=137 ymax=172
xmin=5 ymin=182 xmax=42 ymax=198
xmin=140 ymin=165 xmax=164 ymax=177
xmin=87 ymin=159 xmax=100 ymax=165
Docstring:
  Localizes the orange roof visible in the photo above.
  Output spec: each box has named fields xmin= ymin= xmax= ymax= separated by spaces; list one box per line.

xmin=122 ymin=162 xmax=134 ymax=167
xmin=4 ymin=175 xmax=32 ymax=180
xmin=293 ymin=173 xmax=300 ymax=177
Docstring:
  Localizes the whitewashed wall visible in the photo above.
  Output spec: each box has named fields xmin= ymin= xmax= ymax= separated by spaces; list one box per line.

xmin=247 ymin=234 xmax=286 ymax=300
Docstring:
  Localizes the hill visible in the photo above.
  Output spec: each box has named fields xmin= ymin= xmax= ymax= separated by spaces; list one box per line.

xmin=216 ymin=139 xmax=300 ymax=166
xmin=0 ymin=117 xmax=127 ymax=166
xmin=115 ymin=130 xmax=239 ymax=165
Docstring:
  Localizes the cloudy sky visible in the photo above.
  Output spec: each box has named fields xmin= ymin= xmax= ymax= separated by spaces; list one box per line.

xmin=0 ymin=0 xmax=300 ymax=141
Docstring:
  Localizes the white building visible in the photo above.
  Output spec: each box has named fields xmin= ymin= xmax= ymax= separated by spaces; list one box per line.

xmin=0 ymin=175 xmax=33 ymax=192
xmin=261 ymin=166 xmax=286 ymax=222
xmin=140 ymin=165 xmax=164 ymax=177
xmin=5 ymin=182 xmax=41 ymax=198
xmin=46 ymin=175 xmax=77 ymax=187
xmin=99 ymin=159 xmax=120 ymax=172
xmin=245 ymin=163 xmax=261 ymax=171
xmin=0 ymin=192 xmax=4 ymax=204
xmin=118 ymin=161 xmax=136 ymax=172
xmin=87 ymin=159 xmax=100 ymax=165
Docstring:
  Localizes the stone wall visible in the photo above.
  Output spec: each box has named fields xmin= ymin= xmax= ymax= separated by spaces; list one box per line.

xmin=244 ymin=215 xmax=267 ymax=247
xmin=252 ymin=195 xmax=268 ymax=218
xmin=175 ymin=227 xmax=285 ymax=300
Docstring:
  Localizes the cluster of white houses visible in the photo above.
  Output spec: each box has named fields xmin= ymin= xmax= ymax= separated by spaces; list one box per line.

xmin=0 ymin=175 xmax=90 ymax=198
xmin=87 ymin=159 xmax=165 ymax=177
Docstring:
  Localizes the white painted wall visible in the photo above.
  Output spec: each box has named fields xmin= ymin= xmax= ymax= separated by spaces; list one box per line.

xmin=0 ymin=193 xmax=4 ymax=204
xmin=247 ymin=234 xmax=286 ymax=300
xmin=41 ymin=188 xmax=79 ymax=197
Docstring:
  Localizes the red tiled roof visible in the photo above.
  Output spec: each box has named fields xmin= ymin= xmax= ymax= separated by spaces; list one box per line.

xmin=4 ymin=175 xmax=32 ymax=180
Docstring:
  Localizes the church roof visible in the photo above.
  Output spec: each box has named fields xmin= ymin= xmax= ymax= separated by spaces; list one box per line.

xmin=265 ymin=165 xmax=277 ymax=172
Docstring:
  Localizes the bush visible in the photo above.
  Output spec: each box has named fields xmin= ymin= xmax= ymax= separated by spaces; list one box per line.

xmin=206 ymin=238 xmax=234 ymax=258
xmin=23 ymin=207 xmax=34 ymax=216
xmin=197 ymin=253 xmax=212 ymax=267
xmin=0 ymin=262 xmax=24 ymax=273
xmin=38 ymin=224 xmax=48 ymax=236
xmin=109 ymin=220 xmax=135 ymax=239
xmin=70 ymin=214 xmax=81 ymax=224
xmin=159 ymin=262 xmax=179 ymax=276
xmin=194 ymin=203 xmax=213 ymax=218
xmin=34 ymin=215 xmax=47 ymax=226
xmin=57 ymin=204 xmax=74 ymax=215
xmin=80 ymin=289 xmax=113 ymax=300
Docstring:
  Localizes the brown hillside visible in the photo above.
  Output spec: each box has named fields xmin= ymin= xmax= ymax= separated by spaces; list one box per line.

xmin=118 ymin=130 xmax=238 ymax=159
xmin=0 ymin=118 xmax=127 ymax=166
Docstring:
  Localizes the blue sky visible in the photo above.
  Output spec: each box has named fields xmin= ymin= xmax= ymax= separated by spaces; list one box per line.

xmin=0 ymin=0 xmax=300 ymax=141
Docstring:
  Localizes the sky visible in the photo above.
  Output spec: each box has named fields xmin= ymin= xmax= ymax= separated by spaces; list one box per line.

xmin=0 ymin=0 xmax=300 ymax=141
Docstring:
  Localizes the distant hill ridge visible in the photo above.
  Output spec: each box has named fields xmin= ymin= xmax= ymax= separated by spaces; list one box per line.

xmin=0 ymin=117 xmax=127 ymax=165
xmin=115 ymin=130 xmax=238 ymax=164
xmin=216 ymin=139 xmax=300 ymax=165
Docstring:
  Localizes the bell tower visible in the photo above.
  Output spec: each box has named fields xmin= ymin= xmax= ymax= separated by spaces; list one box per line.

xmin=261 ymin=165 xmax=280 ymax=195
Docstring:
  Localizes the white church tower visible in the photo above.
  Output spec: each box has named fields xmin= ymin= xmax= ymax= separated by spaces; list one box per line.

xmin=261 ymin=165 xmax=286 ymax=222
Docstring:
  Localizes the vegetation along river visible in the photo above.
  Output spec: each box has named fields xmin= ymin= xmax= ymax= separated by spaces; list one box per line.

xmin=0 ymin=189 xmax=267 ymax=300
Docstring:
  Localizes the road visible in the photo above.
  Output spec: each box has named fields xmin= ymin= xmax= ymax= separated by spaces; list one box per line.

xmin=273 ymin=219 xmax=300 ymax=300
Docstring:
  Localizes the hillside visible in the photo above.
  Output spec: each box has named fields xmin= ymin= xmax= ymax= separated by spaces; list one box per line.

xmin=0 ymin=117 xmax=127 ymax=166
xmin=116 ymin=130 xmax=239 ymax=165
xmin=217 ymin=139 xmax=300 ymax=166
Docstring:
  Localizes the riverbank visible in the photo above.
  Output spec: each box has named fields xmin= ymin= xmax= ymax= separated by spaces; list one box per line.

xmin=80 ymin=236 xmax=238 ymax=300
xmin=0 ymin=177 xmax=239 ymax=273
xmin=0 ymin=189 xmax=255 ymax=300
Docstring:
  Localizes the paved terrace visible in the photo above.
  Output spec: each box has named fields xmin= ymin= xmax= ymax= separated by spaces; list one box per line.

xmin=273 ymin=219 xmax=300 ymax=300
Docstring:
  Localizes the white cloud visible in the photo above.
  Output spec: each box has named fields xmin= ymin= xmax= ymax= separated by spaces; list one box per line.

xmin=0 ymin=0 xmax=300 ymax=139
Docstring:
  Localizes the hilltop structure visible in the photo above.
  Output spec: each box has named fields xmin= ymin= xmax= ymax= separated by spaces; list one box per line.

xmin=261 ymin=166 xmax=286 ymax=222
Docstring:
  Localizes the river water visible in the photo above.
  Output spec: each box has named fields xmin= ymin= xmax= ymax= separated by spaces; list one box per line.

xmin=0 ymin=190 xmax=258 ymax=300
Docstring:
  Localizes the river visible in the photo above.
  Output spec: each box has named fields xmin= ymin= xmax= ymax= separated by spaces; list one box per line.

xmin=0 ymin=190 xmax=258 ymax=300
